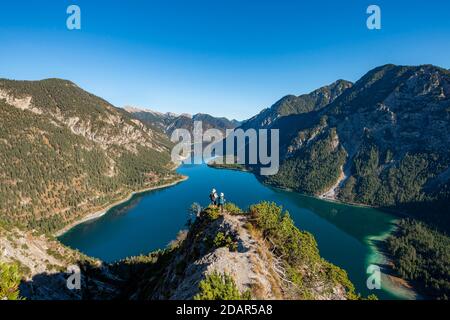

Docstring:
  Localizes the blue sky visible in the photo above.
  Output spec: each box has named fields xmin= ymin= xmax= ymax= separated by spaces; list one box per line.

xmin=0 ymin=0 xmax=449 ymax=120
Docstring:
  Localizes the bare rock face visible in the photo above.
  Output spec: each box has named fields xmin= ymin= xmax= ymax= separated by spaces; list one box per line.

xmin=274 ymin=65 xmax=450 ymax=162
xmin=0 ymin=89 xmax=41 ymax=114
xmin=164 ymin=214 xmax=282 ymax=300
xmin=329 ymin=65 xmax=450 ymax=159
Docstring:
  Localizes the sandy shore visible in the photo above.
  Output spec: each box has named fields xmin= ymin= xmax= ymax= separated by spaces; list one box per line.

xmin=54 ymin=175 xmax=188 ymax=237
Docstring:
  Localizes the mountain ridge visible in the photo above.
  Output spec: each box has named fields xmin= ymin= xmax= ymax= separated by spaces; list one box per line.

xmin=240 ymin=79 xmax=353 ymax=130
xmin=125 ymin=106 xmax=241 ymax=136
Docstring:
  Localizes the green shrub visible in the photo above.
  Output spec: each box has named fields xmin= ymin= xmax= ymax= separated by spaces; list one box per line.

xmin=249 ymin=201 xmax=359 ymax=299
xmin=224 ymin=202 xmax=243 ymax=215
xmin=0 ymin=262 xmax=23 ymax=300
xmin=194 ymin=271 xmax=251 ymax=300
xmin=213 ymin=232 xmax=238 ymax=251
xmin=204 ymin=206 xmax=220 ymax=220
xmin=323 ymin=261 xmax=357 ymax=299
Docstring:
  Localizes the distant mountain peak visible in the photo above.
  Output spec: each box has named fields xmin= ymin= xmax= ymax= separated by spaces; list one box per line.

xmin=125 ymin=107 xmax=239 ymax=135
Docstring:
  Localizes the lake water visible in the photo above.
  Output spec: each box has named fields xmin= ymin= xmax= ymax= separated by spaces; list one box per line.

xmin=59 ymin=163 xmax=402 ymax=299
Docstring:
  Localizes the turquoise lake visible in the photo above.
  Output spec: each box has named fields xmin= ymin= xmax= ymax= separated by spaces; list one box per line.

xmin=59 ymin=163 xmax=401 ymax=299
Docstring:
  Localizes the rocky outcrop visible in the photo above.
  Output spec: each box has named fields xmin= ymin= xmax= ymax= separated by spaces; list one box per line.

xmin=147 ymin=208 xmax=351 ymax=300
xmin=0 ymin=89 xmax=41 ymax=114
xmin=151 ymin=214 xmax=283 ymax=300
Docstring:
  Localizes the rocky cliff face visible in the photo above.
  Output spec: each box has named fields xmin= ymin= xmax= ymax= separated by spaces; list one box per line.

xmin=149 ymin=213 xmax=285 ymax=300
xmin=328 ymin=64 xmax=450 ymax=160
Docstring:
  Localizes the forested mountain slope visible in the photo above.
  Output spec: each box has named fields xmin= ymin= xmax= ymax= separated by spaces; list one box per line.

xmin=0 ymin=79 xmax=179 ymax=233
xmin=244 ymin=65 xmax=450 ymax=228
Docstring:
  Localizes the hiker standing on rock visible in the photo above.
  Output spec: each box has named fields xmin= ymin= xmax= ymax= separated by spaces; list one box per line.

xmin=218 ymin=192 xmax=226 ymax=213
xmin=209 ymin=188 xmax=218 ymax=206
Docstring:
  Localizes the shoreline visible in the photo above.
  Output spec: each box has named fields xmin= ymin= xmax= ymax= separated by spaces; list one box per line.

xmin=54 ymin=175 xmax=188 ymax=237
xmin=365 ymin=223 xmax=420 ymax=300
xmin=206 ymin=163 xmax=250 ymax=172
xmin=208 ymin=162 xmax=378 ymax=209
xmin=211 ymin=163 xmax=411 ymax=216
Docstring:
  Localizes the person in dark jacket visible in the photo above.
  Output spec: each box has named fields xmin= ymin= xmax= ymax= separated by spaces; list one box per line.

xmin=209 ymin=188 xmax=218 ymax=206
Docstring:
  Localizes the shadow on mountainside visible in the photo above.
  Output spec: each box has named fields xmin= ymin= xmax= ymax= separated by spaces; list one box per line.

xmin=19 ymin=260 xmax=125 ymax=300
xmin=18 ymin=256 xmax=172 ymax=300
xmin=19 ymin=240 xmax=179 ymax=300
